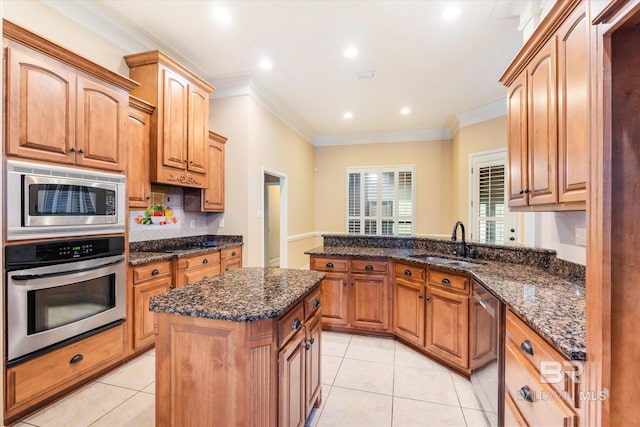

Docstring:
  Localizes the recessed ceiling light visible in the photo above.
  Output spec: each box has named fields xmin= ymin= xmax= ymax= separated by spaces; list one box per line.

xmin=259 ymin=58 xmax=273 ymax=70
xmin=344 ymin=46 xmax=358 ymax=59
xmin=213 ymin=8 xmax=231 ymax=23
xmin=442 ymin=6 xmax=461 ymax=20
xmin=343 ymin=111 xmax=353 ymax=120
xmin=400 ymin=107 xmax=411 ymax=115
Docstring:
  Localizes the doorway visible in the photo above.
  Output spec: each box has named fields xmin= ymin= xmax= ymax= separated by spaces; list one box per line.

xmin=263 ymin=170 xmax=287 ymax=268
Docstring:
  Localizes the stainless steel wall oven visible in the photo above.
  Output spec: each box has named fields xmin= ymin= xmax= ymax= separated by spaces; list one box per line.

xmin=5 ymin=236 xmax=125 ymax=366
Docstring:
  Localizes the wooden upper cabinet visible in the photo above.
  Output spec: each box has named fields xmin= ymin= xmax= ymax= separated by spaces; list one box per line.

xmin=125 ymin=50 xmax=214 ymax=188
xmin=3 ymin=21 xmax=137 ymax=172
xmin=557 ymin=2 xmax=589 ymax=203
xmin=203 ymin=131 xmax=227 ymax=211
xmin=507 ymin=73 xmax=528 ymax=207
xmin=527 ymin=38 xmax=558 ymax=206
xmin=127 ymin=97 xmax=155 ymax=209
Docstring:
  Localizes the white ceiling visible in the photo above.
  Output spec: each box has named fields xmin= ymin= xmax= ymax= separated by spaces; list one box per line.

xmin=49 ymin=0 xmax=524 ymax=143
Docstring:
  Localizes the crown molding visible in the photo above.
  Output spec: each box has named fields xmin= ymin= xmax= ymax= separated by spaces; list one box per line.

xmin=455 ymin=98 xmax=507 ymax=129
xmin=314 ymin=127 xmax=452 ymax=147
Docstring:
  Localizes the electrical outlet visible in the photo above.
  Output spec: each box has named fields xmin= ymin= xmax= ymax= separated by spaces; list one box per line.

xmin=190 ymin=219 xmax=196 ymax=229
xmin=219 ymin=218 xmax=224 ymax=228
xmin=575 ymin=227 xmax=586 ymax=246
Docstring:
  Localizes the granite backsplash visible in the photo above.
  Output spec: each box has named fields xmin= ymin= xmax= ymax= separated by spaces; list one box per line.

xmin=130 ymin=234 xmax=243 ymax=252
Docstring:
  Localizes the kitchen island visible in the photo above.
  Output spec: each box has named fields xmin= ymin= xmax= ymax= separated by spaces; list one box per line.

xmin=149 ymin=267 xmax=325 ymax=427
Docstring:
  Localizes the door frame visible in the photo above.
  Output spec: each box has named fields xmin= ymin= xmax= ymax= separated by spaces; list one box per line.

xmin=262 ymin=167 xmax=288 ymax=268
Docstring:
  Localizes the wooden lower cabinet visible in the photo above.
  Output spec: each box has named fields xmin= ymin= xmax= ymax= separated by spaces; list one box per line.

xmin=318 ymin=272 xmax=349 ymax=326
xmin=393 ymin=278 xmax=426 ymax=346
xmin=425 ymin=286 xmax=470 ymax=370
xmin=349 ymin=272 xmax=389 ymax=330
xmin=305 ymin=312 xmax=322 ymax=412
xmin=174 ymin=252 xmax=221 ymax=288
xmin=221 ymin=245 xmax=242 ymax=273
xmin=279 ymin=329 xmax=306 ymax=427
xmin=4 ymin=324 xmax=125 ymax=424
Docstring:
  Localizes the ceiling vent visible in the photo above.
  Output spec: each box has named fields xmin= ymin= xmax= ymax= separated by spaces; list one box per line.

xmin=356 ymin=70 xmax=376 ymax=80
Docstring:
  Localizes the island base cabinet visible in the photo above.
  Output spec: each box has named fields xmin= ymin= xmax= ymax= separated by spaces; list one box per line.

xmin=279 ymin=329 xmax=306 ymax=427
xmin=155 ymin=313 xmax=278 ymax=427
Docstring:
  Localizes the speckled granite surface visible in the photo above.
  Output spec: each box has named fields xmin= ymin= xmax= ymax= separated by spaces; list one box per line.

xmin=128 ymin=235 xmax=243 ymax=266
xmin=306 ymin=244 xmax=586 ymax=361
xmin=149 ymin=267 xmax=325 ymax=322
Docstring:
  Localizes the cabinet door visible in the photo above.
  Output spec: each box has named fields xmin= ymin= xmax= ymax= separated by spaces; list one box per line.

xmin=76 ymin=76 xmax=127 ymax=171
xmin=507 ymin=72 xmax=528 ymax=207
xmin=186 ymin=85 xmax=209 ymax=174
xmin=5 ymin=45 xmax=76 ymax=165
xmin=133 ymin=276 xmax=171 ymax=350
xmin=305 ymin=313 xmax=322 ymax=417
xmin=279 ymin=329 xmax=306 ymax=427
xmin=527 ymin=38 xmax=558 ymax=206
xmin=393 ymin=278 xmax=425 ymax=346
xmin=425 ymin=287 xmax=469 ymax=369
xmin=202 ymin=133 xmax=226 ymax=211
xmin=320 ymin=272 xmax=349 ymax=326
xmin=161 ymin=67 xmax=188 ymax=169
xmin=349 ymin=273 xmax=389 ymax=331
xmin=557 ymin=2 xmax=588 ymax=203
xmin=127 ymin=102 xmax=152 ymax=208
xmin=178 ymin=263 xmax=222 ymax=288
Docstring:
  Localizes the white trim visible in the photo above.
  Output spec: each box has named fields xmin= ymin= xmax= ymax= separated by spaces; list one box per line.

xmin=268 ymin=257 xmax=280 ymax=268
xmin=456 ymin=99 xmax=507 ymax=129
xmin=262 ymin=168 xmax=288 ymax=268
xmin=315 ymin=128 xmax=451 ymax=147
xmin=288 ymin=232 xmax=317 ymax=242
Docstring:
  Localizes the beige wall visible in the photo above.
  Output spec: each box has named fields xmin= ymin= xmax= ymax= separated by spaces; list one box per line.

xmin=450 ymin=116 xmax=508 ymax=226
xmin=314 ymin=140 xmax=453 ymax=236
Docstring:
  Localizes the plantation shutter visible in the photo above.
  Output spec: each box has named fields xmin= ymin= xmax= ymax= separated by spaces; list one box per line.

xmin=477 ymin=164 xmax=505 ymax=243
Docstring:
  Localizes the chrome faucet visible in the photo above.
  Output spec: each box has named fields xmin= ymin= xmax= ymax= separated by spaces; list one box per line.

xmin=451 ymin=221 xmax=467 ymax=258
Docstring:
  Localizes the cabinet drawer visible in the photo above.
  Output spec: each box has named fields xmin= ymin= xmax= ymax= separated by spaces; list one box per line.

xmin=221 ymin=246 xmax=241 ymax=260
xmin=394 ymin=262 xmax=427 ymax=283
xmin=310 ymin=256 xmax=348 ymax=272
xmin=278 ymin=302 xmax=305 ymax=348
xmin=304 ymin=286 xmax=322 ymax=321
xmin=6 ymin=325 xmax=124 ymax=410
xmin=132 ymin=260 xmax=172 ymax=283
xmin=505 ymin=340 xmax=577 ymax=426
xmin=183 ymin=252 xmax=221 ymax=269
xmin=350 ymin=259 xmax=388 ymax=274
xmin=428 ymin=270 xmax=469 ymax=293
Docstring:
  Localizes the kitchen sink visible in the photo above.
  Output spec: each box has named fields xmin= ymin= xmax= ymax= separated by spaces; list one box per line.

xmin=408 ymin=254 xmax=482 ymax=268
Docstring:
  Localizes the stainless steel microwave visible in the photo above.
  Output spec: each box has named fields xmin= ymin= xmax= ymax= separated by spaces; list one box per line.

xmin=6 ymin=160 xmax=126 ymax=240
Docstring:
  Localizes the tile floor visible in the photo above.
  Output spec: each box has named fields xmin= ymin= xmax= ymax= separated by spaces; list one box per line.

xmin=15 ymin=332 xmax=492 ymax=427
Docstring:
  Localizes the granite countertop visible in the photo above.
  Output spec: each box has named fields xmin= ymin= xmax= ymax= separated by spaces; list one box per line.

xmin=306 ymin=246 xmax=586 ymax=361
xmin=149 ymin=267 xmax=325 ymax=322
xmin=129 ymin=242 xmax=242 ymax=266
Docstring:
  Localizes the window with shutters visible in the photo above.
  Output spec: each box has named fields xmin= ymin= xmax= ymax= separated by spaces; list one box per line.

xmin=470 ymin=150 xmax=517 ymax=244
xmin=347 ymin=166 xmax=415 ymax=236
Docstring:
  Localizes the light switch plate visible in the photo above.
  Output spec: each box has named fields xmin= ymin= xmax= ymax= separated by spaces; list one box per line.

xmin=575 ymin=227 xmax=586 ymax=246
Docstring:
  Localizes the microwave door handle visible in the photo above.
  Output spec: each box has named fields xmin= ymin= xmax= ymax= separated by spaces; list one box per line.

xmin=11 ymin=257 xmax=125 ymax=281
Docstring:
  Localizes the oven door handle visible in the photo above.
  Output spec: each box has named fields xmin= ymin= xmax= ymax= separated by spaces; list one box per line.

xmin=11 ymin=257 xmax=125 ymax=281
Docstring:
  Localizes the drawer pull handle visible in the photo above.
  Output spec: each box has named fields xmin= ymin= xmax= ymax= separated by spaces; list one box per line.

xmin=326 ymin=262 xmax=334 ymax=268
xmin=365 ymin=264 xmax=374 ymax=271
xmin=231 ymin=251 xmax=236 ymax=256
xmin=291 ymin=317 xmax=302 ymax=330
xmin=151 ymin=269 xmax=160 ymax=276
xmin=312 ymin=298 xmax=320 ymax=309
xmin=309 ymin=338 xmax=315 ymax=345
xmin=441 ymin=278 xmax=451 ymax=285
xmin=304 ymin=343 xmax=311 ymax=351
xmin=520 ymin=340 xmax=534 ymax=356
xmin=203 ymin=258 xmax=209 ymax=264
xmin=404 ymin=269 xmax=412 ymax=276
xmin=519 ymin=385 xmax=534 ymax=402
xmin=69 ymin=354 xmax=84 ymax=364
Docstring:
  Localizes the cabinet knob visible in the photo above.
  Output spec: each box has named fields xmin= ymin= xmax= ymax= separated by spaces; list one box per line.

xmin=404 ymin=269 xmax=412 ymax=276
xmin=365 ymin=264 xmax=374 ymax=271
xmin=69 ymin=354 xmax=84 ymax=364
xmin=519 ymin=190 xmax=524 ymax=195
xmin=510 ymin=237 xmax=516 ymax=241
xmin=203 ymin=258 xmax=208 ymax=264
xmin=351 ymin=282 xmax=354 ymax=286
xmin=151 ymin=269 xmax=160 ymax=276
xmin=291 ymin=317 xmax=302 ymax=330
xmin=418 ymin=294 xmax=423 ymax=299
xmin=519 ymin=385 xmax=534 ymax=402
xmin=231 ymin=251 xmax=236 ymax=256
xmin=304 ymin=343 xmax=311 ymax=351
xmin=441 ymin=278 xmax=451 ymax=285
xmin=70 ymin=147 xmax=76 ymax=153
xmin=146 ymin=196 xmax=151 ymax=200
xmin=342 ymin=280 xmax=347 ymax=286
xmin=326 ymin=262 xmax=334 ymax=268
xmin=309 ymin=338 xmax=315 ymax=345
xmin=78 ymin=148 xmax=85 ymax=154
xmin=425 ymin=296 xmax=431 ymax=301
xmin=312 ymin=298 xmax=320 ymax=309
xmin=524 ymin=189 xmax=530 ymax=194
xmin=520 ymin=340 xmax=534 ymax=356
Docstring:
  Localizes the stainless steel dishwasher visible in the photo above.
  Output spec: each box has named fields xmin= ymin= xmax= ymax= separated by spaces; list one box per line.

xmin=470 ymin=280 xmax=504 ymax=427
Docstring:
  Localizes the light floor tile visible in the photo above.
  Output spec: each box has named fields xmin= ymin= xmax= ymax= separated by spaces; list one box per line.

xmin=392 ymin=397 xmax=467 ymax=427
xmin=451 ymin=372 xmax=482 ymax=410
xmin=321 ymin=331 xmax=352 ymax=357
xmin=462 ymin=408 xmax=491 ymax=427
xmin=394 ymin=342 xmax=450 ymax=373
xmin=322 ymin=355 xmax=343 ymax=385
xmin=317 ymin=386 xmax=392 ymax=427
xmin=24 ymin=382 xmax=137 ymax=427
xmin=141 ymin=382 xmax=155 ymax=395
xmin=90 ymin=392 xmax=155 ymax=427
xmin=333 ymin=358 xmax=394 ymax=395
xmin=344 ymin=335 xmax=396 ymax=364
xmin=394 ymin=365 xmax=459 ymax=407
xmin=99 ymin=353 xmax=156 ymax=391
